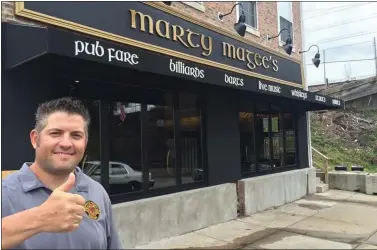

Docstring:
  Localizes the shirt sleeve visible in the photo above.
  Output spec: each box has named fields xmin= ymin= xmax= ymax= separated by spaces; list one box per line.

xmin=105 ymin=193 xmax=123 ymax=249
xmin=1 ymin=181 xmax=16 ymax=219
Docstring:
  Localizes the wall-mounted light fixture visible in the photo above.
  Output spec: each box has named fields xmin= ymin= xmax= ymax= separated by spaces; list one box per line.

xmin=267 ymin=28 xmax=293 ymax=55
xmin=162 ymin=2 xmax=172 ymax=6
xmin=218 ymin=3 xmax=246 ymax=37
xmin=299 ymin=45 xmax=321 ymax=68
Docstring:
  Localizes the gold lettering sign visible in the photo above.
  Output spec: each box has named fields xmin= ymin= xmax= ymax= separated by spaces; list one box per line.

xmin=130 ymin=9 xmax=279 ymax=72
xmin=130 ymin=9 xmax=212 ymax=57
xmin=222 ymin=42 xmax=279 ymax=72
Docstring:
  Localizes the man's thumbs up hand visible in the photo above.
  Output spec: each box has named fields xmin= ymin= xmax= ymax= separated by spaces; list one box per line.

xmin=36 ymin=173 xmax=86 ymax=233
xmin=56 ymin=173 xmax=76 ymax=192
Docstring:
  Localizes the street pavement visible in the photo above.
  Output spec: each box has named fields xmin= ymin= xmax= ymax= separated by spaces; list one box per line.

xmin=134 ymin=190 xmax=377 ymax=249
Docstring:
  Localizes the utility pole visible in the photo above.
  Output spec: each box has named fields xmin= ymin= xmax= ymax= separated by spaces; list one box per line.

xmin=323 ymin=50 xmax=327 ymax=87
xmin=374 ymin=37 xmax=377 ymax=80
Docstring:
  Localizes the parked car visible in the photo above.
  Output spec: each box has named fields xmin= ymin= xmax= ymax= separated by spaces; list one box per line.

xmin=83 ymin=161 xmax=154 ymax=192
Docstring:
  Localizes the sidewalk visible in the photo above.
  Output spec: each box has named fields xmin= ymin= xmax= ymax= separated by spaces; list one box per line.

xmin=135 ymin=190 xmax=377 ymax=249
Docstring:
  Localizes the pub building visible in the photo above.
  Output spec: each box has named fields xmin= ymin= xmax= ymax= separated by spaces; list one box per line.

xmin=2 ymin=1 xmax=344 ymax=204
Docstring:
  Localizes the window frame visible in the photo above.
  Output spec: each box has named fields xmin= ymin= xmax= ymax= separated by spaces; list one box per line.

xmin=236 ymin=1 xmax=260 ymax=37
xmin=277 ymin=2 xmax=294 ymax=49
xmin=181 ymin=1 xmax=205 ymax=12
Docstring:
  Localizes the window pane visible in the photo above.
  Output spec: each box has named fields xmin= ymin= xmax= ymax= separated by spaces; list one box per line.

xmin=239 ymin=111 xmax=256 ymax=175
xmin=284 ymin=113 xmax=297 ymax=166
xmin=243 ymin=2 xmax=257 ymax=28
xmin=79 ymin=99 xmax=101 ymax=185
xmin=280 ymin=17 xmax=293 ymax=42
xmin=148 ymin=92 xmax=176 ymax=189
xmin=109 ymin=101 xmax=143 ymax=194
xmin=271 ymin=105 xmax=284 ymax=169
xmin=255 ymin=103 xmax=271 ymax=171
xmin=278 ymin=2 xmax=292 ymax=21
xmin=180 ymin=93 xmax=203 ymax=184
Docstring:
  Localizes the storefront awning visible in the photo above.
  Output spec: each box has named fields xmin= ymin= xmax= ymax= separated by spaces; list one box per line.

xmin=2 ymin=22 xmax=344 ymax=111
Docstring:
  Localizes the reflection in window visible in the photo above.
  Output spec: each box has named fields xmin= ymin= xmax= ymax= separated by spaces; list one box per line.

xmin=255 ymin=103 xmax=271 ymax=171
xmin=79 ymin=99 xmax=101 ymax=184
xmin=180 ymin=93 xmax=203 ymax=184
xmin=284 ymin=113 xmax=297 ymax=166
xmin=109 ymin=101 xmax=144 ymax=194
xmin=271 ymin=105 xmax=283 ymax=169
xmin=148 ymin=93 xmax=176 ymax=189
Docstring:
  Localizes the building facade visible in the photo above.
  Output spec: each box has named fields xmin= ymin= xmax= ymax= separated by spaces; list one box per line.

xmin=1 ymin=1 xmax=343 ymax=205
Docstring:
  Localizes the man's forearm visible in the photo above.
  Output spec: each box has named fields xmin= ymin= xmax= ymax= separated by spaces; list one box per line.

xmin=2 ymin=206 xmax=44 ymax=249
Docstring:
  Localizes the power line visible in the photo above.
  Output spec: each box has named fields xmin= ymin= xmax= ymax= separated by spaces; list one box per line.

xmin=315 ymin=31 xmax=377 ymax=44
xmin=325 ymin=58 xmax=375 ymax=64
xmin=306 ymin=58 xmax=375 ymax=65
xmin=309 ymin=74 xmax=376 ymax=85
xmin=305 ymin=3 xmax=372 ymax=19
xmin=304 ymin=4 xmax=358 ymax=12
xmin=307 ymin=14 xmax=377 ymax=32
xmin=302 ymin=41 xmax=372 ymax=53
xmin=321 ymin=41 xmax=373 ymax=51
xmin=305 ymin=3 xmax=373 ymax=19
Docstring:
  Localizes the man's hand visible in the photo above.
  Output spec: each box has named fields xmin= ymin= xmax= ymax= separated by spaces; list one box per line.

xmin=1 ymin=173 xmax=86 ymax=249
xmin=38 ymin=173 xmax=86 ymax=233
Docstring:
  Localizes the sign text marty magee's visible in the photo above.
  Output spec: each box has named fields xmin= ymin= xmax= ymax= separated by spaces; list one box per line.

xmin=130 ymin=9 xmax=280 ymax=73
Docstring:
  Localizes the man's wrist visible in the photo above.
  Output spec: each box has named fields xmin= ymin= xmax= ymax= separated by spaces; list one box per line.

xmin=29 ymin=206 xmax=46 ymax=234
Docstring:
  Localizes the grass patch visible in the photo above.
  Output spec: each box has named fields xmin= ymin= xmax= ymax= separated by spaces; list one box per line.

xmin=311 ymin=111 xmax=377 ymax=173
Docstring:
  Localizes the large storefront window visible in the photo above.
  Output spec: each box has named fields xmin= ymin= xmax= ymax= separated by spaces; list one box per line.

xmin=72 ymin=80 xmax=205 ymax=199
xmin=109 ymin=101 xmax=143 ymax=195
xmin=284 ymin=113 xmax=297 ymax=166
xmin=148 ymin=93 xmax=176 ymax=189
xmin=255 ymin=103 xmax=271 ymax=172
xmin=180 ymin=93 xmax=203 ymax=184
xmin=271 ymin=105 xmax=284 ymax=169
xmin=80 ymin=99 xmax=101 ymax=186
xmin=240 ymin=101 xmax=298 ymax=177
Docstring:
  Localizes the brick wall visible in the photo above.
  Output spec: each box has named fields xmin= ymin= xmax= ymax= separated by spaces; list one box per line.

xmin=169 ymin=1 xmax=302 ymax=61
xmin=1 ymin=1 xmax=42 ymax=26
xmin=1 ymin=1 xmax=302 ymax=61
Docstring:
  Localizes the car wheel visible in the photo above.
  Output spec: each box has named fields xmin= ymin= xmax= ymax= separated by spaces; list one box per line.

xmin=130 ymin=181 xmax=142 ymax=191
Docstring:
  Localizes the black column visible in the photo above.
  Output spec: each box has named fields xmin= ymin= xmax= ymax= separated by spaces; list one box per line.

xmin=296 ymin=109 xmax=310 ymax=169
xmin=205 ymin=90 xmax=241 ymax=185
xmin=99 ymin=98 xmax=110 ymax=192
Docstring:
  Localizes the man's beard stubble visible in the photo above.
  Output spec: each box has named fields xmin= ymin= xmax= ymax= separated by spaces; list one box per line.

xmin=41 ymin=160 xmax=77 ymax=176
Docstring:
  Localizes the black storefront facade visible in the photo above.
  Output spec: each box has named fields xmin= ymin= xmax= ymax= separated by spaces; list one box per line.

xmin=2 ymin=2 xmax=344 ymax=204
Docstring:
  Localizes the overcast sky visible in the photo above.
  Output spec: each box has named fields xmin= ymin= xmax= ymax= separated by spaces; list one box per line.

xmin=301 ymin=2 xmax=377 ymax=86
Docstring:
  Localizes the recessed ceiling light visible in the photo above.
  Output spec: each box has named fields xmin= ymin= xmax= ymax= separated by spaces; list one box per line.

xmin=74 ymin=80 xmax=80 ymax=83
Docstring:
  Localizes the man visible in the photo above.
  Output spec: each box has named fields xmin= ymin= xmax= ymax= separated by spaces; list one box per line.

xmin=2 ymin=97 xmax=122 ymax=249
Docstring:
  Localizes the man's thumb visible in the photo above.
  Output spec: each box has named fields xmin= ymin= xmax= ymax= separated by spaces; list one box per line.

xmin=56 ymin=173 xmax=75 ymax=192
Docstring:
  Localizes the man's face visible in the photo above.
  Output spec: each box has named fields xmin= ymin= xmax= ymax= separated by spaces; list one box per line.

xmin=30 ymin=111 xmax=87 ymax=176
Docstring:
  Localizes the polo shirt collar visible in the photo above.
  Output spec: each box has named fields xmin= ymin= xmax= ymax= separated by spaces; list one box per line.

xmin=19 ymin=163 xmax=89 ymax=193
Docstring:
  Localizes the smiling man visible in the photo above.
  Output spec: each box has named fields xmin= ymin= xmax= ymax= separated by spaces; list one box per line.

xmin=1 ymin=97 xmax=122 ymax=249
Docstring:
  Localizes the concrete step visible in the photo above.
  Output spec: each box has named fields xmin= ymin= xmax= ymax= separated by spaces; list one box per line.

xmin=316 ymin=177 xmax=322 ymax=184
xmin=316 ymin=183 xmax=329 ymax=193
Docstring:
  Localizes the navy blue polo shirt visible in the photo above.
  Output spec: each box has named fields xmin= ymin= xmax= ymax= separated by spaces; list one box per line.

xmin=2 ymin=163 xmax=123 ymax=249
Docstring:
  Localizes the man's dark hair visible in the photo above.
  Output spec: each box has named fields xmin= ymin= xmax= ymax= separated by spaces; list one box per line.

xmin=35 ymin=97 xmax=91 ymax=136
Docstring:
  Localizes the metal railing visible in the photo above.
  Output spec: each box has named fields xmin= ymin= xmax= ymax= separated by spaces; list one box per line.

xmin=312 ymin=147 xmax=330 ymax=184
